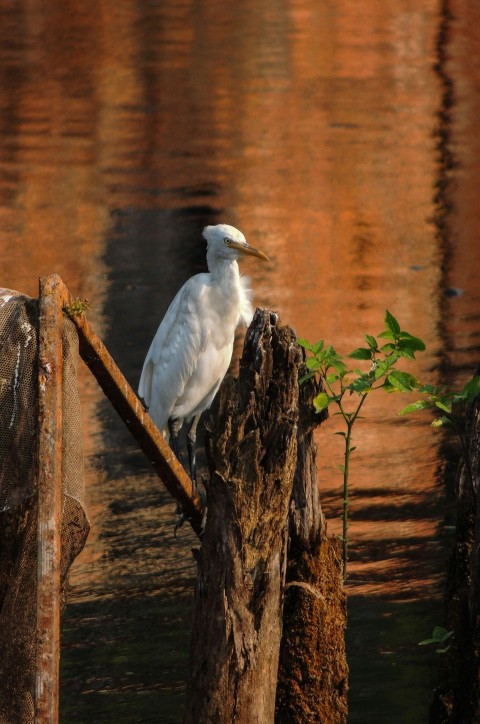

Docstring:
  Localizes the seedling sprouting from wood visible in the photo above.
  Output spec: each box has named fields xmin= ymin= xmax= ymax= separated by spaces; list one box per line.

xmin=298 ymin=310 xmax=426 ymax=580
xmin=63 ymin=297 xmax=91 ymax=318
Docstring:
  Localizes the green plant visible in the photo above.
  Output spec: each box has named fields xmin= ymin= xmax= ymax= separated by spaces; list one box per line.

xmin=400 ymin=376 xmax=480 ymax=489
xmin=419 ymin=626 xmax=454 ymax=653
xmin=63 ymin=297 xmax=91 ymax=318
xmin=298 ymin=310 xmax=426 ymax=580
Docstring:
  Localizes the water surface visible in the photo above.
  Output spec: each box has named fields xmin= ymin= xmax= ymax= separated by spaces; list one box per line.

xmin=0 ymin=0 xmax=479 ymax=721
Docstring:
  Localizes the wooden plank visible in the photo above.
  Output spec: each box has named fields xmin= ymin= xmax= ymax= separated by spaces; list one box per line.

xmin=35 ymin=275 xmax=63 ymax=723
xmin=57 ymin=277 xmax=205 ymax=537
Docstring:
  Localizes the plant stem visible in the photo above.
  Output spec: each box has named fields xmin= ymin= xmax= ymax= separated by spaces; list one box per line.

xmin=341 ymin=393 xmax=367 ymax=581
xmin=342 ymin=422 xmax=352 ymax=580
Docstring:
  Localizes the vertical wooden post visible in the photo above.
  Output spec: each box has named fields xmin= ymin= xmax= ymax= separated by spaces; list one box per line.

xmin=35 ymin=275 xmax=64 ymax=723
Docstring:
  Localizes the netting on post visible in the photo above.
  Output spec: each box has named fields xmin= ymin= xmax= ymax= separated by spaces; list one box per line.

xmin=0 ymin=287 xmax=89 ymax=723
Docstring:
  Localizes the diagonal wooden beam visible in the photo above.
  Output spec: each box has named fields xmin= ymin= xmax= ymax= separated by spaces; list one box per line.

xmin=55 ymin=275 xmax=205 ymax=538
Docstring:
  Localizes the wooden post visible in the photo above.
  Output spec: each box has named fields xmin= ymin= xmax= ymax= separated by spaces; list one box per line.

xmin=35 ymin=275 xmax=64 ymax=723
xmin=57 ymin=277 xmax=205 ymax=537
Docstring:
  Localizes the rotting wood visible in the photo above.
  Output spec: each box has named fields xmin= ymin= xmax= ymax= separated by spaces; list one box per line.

xmin=276 ymin=372 xmax=348 ymax=722
xmin=185 ymin=310 xmax=304 ymax=724
xmin=429 ymin=391 xmax=480 ymax=723
xmin=54 ymin=275 xmax=205 ymax=537
xmin=35 ymin=275 xmax=63 ymax=723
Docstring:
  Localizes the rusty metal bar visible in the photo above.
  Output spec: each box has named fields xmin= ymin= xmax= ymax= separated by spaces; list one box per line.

xmin=35 ymin=275 xmax=63 ymax=723
xmin=57 ymin=276 xmax=205 ymax=537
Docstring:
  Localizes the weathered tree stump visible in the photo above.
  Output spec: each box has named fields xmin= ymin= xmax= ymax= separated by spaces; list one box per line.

xmin=276 ymin=377 xmax=348 ymax=723
xmin=185 ymin=310 xmax=300 ymax=723
xmin=185 ymin=310 xmax=348 ymax=723
xmin=430 ymin=392 xmax=480 ymax=723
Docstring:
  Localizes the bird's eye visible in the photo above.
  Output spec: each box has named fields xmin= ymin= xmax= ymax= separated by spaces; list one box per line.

xmin=224 ymin=237 xmax=232 ymax=245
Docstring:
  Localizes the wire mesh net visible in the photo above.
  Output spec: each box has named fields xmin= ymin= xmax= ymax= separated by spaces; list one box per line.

xmin=0 ymin=288 xmax=89 ymax=723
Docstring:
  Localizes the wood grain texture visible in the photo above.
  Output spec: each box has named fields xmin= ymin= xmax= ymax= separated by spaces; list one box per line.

xmin=185 ymin=310 xmax=301 ymax=723
xmin=36 ymin=275 xmax=63 ymax=723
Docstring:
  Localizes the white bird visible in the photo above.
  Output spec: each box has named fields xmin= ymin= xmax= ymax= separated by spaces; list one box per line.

xmin=138 ymin=223 xmax=269 ymax=484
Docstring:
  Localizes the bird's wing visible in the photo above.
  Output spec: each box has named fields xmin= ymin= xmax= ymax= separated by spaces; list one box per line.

xmin=138 ymin=276 xmax=208 ymax=431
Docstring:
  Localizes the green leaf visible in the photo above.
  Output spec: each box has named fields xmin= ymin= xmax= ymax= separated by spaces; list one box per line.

xmin=385 ymin=309 xmax=401 ymax=336
xmin=398 ymin=333 xmax=426 ymax=351
xmin=297 ymin=338 xmax=314 ymax=352
xmin=387 ymin=371 xmax=419 ymax=392
xmin=419 ymin=627 xmax=453 ymax=647
xmin=418 ymin=384 xmax=436 ymax=395
xmin=299 ymin=372 xmax=315 ymax=385
xmin=432 ymin=416 xmax=453 ymax=428
xmin=326 ymin=372 xmax=341 ymax=386
xmin=313 ymin=340 xmax=325 ymax=355
xmin=306 ymin=357 xmax=321 ymax=371
xmin=458 ymin=376 xmax=480 ymax=402
xmin=313 ymin=392 xmax=330 ymax=413
xmin=374 ymin=355 xmax=398 ymax=380
xmin=334 ymin=431 xmax=346 ymax=438
xmin=365 ymin=334 xmax=378 ymax=350
xmin=382 ymin=379 xmax=396 ymax=393
xmin=349 ymin=347 xmax=372 ymax=360
xmin=350 ymin=377 xmax=372 ymax=394
xmin=433 ymin=627 xmax=453 ymax=642
xmin=379 ymin=343 xmax=395 ymax=354
xmin=397 ymin=338 xmax=426 ymax=359
xmin=331 ymin=358 xmax=348 ymax=375
xmin=397 ymin=344 xmax=416 ymax=360
xmin=434 ymin=399 xmax=452 ymax=414
xmin=399 ymin=399 xmax=432 ymax=415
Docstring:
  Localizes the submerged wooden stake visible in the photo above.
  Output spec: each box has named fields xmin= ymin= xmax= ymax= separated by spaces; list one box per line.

xmin=35 ymin=275 xmax=63 ymax=723
xmin=56 ymin=276 xmax=205 ymax=536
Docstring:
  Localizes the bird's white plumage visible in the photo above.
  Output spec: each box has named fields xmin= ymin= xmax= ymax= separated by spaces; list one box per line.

xmin=138 ymin=224 xmax=267 ymax=437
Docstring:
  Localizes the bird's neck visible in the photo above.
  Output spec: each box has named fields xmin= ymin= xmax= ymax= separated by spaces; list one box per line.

xmin=207 ymin=255 xmax=240 ymax=286
xmin=207 ymin=255 xmax=252 ymax=327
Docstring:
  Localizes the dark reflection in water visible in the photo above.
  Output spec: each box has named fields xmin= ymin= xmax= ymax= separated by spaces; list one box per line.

xmin=0 ymin=0 xmax=479 ymax=722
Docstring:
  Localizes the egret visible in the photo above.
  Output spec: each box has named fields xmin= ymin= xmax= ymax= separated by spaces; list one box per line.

xmin=138 ymin=223 xmax=269 ymax=485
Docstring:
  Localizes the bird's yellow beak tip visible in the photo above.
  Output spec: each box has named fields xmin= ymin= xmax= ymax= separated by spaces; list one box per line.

xmin=232 ymin=241 xmax=270 ymax=262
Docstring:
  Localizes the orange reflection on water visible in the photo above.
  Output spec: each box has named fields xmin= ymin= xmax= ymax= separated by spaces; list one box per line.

xmin=1 ymin=1 xmax=479 ymax=719
xmin=215 ymin=1 xmax=446 ymax=599
xmin=0 ymin=0 xmax=452 ymax=603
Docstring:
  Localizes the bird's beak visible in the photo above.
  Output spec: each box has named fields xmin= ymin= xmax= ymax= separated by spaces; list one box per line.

xmin=230 ymin=240 xmax=270 ymax=261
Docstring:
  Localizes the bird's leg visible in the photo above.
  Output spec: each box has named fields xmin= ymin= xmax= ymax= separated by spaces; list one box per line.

xmin=168 ymin=418 xmax=183 ymax=463
xmin=169 ymin=417 xmax=187 ymax=535
xmin=186 ymin=413 xmax=201 ymax=490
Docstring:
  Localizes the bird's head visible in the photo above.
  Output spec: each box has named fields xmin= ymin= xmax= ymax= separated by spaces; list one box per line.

xmin=203 ymin=224 xmax=269 ymax=263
